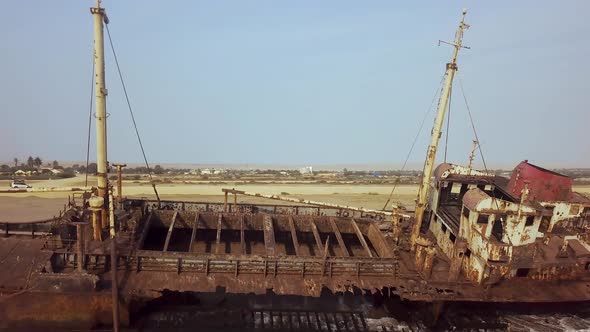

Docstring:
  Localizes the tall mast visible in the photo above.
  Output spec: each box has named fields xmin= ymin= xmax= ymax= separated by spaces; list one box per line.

xmin=91 ymin=0 xmax=109 ymax=226
xmin=410 ymin=10 xmax=469 ymax=250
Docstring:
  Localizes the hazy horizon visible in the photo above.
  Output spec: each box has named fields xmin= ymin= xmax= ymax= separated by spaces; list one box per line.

xmin=1 ymin=1 xmax=589 ymax=169
xmin=3 ymin=159 xmax=588 ymax=172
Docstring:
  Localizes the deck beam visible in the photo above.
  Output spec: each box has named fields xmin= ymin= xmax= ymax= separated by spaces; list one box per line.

xmin=329 ymin=217 xmax=349 ymax=257
xmin=351 ymin=218 xmax=373 ymax=257
xmin=240 ymin=214 xmax=246 ymax=255
xmin=189 ymin=212 xmax=199 ymax=253
xmin=309 ymin=218 xmax=324 ymax=256
xmin=163 ymin=211 xmax=178 ymax=252
xmin=215 ymin=213 xmax=223 ymax=254
xmin=137 ymin=212 xmax=153 ymax=249
xmin=263 ymin=214 xmax=276 ymax=256
xmin=288 ymin=216 xmax=301 ymax=256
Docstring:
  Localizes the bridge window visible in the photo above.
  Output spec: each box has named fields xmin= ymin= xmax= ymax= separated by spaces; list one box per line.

xmin=451 ymin=182 xmax=461 ymax=194
xmin=492 ymin=218 xmax=504 ymax=242
xmin=569 ymin=205 xmax=580 ymax=215
xmin=462 ymin=207 xmax=470 ymax=218
xmin=525 ymin=216 xmax=535 ymax=226
xmin=449 ymin=233 xmax=456 ymax=243
xmin=477 ymin=213 xmax=489 ymax=224
xmin=441 ymin=223 xmax=447 ymax=233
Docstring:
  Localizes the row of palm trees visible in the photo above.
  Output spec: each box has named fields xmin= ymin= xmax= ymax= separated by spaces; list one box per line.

xmin=13 ymin=157 xmax=59 ymax=169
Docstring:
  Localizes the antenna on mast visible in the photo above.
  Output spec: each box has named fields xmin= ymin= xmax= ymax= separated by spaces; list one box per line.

xmin=438 ymin=9 xmax=471 ymax=52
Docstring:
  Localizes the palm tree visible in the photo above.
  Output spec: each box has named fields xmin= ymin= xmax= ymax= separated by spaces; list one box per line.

xmin=34 ymin=157 xmax=42 ymax=168
xmin=13 ymin=158 xmax=18 ymax=168
xmin=27 ymin=156 xmax=34 ymax=168
xmin=52 ymin=160 xmax=59 ymax=168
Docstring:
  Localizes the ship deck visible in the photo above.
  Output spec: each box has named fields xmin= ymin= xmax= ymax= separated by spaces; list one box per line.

xmin=2 ymin=199 xmax=590 ymax=306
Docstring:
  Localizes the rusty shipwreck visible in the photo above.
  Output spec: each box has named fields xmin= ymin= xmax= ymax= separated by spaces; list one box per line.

xmin=1 ymin=3 xmax=590 ymax=331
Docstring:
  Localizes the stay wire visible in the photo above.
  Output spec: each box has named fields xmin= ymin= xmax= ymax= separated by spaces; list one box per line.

xmin=381 ymin=73 xmax=446 ymax=211
xmin=105 ymin=23 xmax=160 ymax=201
xmin=457 ymin=72 xmax=506 ymax=229
xmin=85 ymin=53 xmax=95 ymax=188
xmin=457 ymin=72 xmax=488 ymax=172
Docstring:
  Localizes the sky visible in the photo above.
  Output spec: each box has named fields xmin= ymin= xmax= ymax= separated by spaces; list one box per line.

xmin=0 ymin=1 xmax=589 ymax=170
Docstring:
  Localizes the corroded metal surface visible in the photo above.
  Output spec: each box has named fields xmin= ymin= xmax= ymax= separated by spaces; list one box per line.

xmin=221 ymin=188 xmax=410 ymax=219
xmin=426 ymin=159 xmax=590 ymax=287
xmin=0 ymin=238 xmax=52 ymax=290
xmin=0 ymin=291 xmax=127 ymax=330
xmin=508 ymin=160 xmax=574 ymax=202
xmin=126 ymin=198 xmax=392 ymax=221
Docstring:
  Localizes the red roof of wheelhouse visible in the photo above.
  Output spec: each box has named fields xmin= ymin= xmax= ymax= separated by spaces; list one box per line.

xmin=507 ymin=160 xmax=572 ymax=202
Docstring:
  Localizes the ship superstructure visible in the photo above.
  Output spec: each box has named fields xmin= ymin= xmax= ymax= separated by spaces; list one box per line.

xmin=421 ymin=162 xmax=590 ymax=285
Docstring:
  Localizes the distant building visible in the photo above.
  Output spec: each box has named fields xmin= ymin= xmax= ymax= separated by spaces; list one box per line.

xmin=14 ymin=170 xmax=26 ymax=176
xmin=299 ymin=166 xmax=313 ymax=175
xmin=201 ymin=168 xmax=212 ymax=175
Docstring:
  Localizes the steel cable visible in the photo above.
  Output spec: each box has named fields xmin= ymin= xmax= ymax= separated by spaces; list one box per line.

xmin=457 ymin=72 xmax=506 ymax=231
xmin=381 ymin=74 xmax=446 ymax=211
xmin=105 ymin=23 xmax=160 ymax=201
xmin=457 ymin=73 xmax=488 ymax=172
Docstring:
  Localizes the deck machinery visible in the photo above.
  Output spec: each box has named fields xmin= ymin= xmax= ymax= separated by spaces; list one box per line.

xmin=1 ymin=3 xmax=590 ymax=330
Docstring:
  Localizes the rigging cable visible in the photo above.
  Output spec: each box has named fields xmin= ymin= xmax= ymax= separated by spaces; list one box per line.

xmin=105 ymin=23 xmax=160 ymax=203
xmin=457 ymin=72 xmax=488 ymax=172
xmin=457 ymin=71 xmax=506 ymax=232
xmin=85 ymin=53 xmax=95 ymax=188
xmin=381 ymin=73 xmax=446 ymax=211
